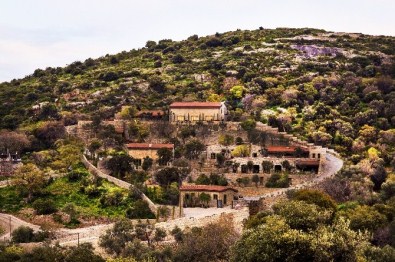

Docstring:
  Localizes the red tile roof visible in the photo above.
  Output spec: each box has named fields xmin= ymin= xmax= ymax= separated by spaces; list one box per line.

xmin=266 ymin=146 xmax=308 ymax=153
xmin=170 ymin=102 xmax=222 ymax=108
xmin=296 ymin=159 xmax=320 ymax=166
xmin=180 ymin=184 xmax=238 ymax=193
xmin=125 ymin=143 xmax=174 ymax=150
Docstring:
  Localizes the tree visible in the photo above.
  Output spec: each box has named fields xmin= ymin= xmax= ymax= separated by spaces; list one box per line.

xmin=231 ymin=216 xmax=368 ymax=262
xmin=142 ymin=157 xmax=153 ymax=171
xmin=173 ymin=215 xmax=239 ymax=262
xmin=33 ymin=121 xmax=66 ymax=149
xmin=179 ymin=126 xmax=196 ymax=143
xmin=88 ymin=139 xmax=102 ymax=159
xmin=262 ymin=160 xmax=273 ymax=173
xmin=218 ymin=134 xmax=234 ymax=146
xmin=62 ymin=203 xmax=80 ymax=223
xmin=12 ymin=163 xmax=46 ymax=202
xmin=106 ymin=154 xmax=134 ymax=179
xmin=241 ymin=177 xmax=250 ymax=187
xmin=380 ymin=174 xmax=395 ymax=200
xmin=235 ymin=137 xmax=243 ymax=145
xmin=99 ymin=220 xmax=135 ymax=256
xmin=154 ymin=228 xmax=167 ymax=243
xmin=216 ymin=153 xmax=225 ymax=167
xmin=56 ymin=143 xmax=82 ymax=170
xmin=171 ymin=226 xmax=184 ymax=242
xmin=119 ymin=106 xmax=137 ymax=120
xmin=196 ymin=174 xmax=210 ymax=185
xmin=231 ymin=145 xmax=250 ymax=157
xmin=63 ymin=243 xmax=104 ymax=262
xmin=157 ymin=148 xmax=173 ymax=166
xmin=229 ymin=85 xmax=244 ymax=99
xmin=0 ymin=130 xmax=30 ymax=153
xmin=184 ymin=140 xmax=205 ymax=159
xmin=240 ymin=119 xmax=256 ymax=131
xmin=11 ymin=226 xmax=34 ymax=243
xmin=155 ymin=167 xmax=186 ymax=187
xmin=126 ymin=200 xmax=153 ymax=219
xmin=172 ymin=54 xmax=186 ymax=64
xmin=199 ymin=193 xmax=211 ymax=207
xmin=266 ymin=173 xmax=290 ymax=188
xmin=291 ymin=189 xmax=337 ymax=211
xmin=251 ymin=174 xmax=260 ymax=187
xmin=273 ymin=200 xmax=332 ymax=231
xmin=38 ymin=104 xmax=61 ymax=121
xmin=338 ymin=205 xmax=387 ymax=232
xmin=149 ymin=76 xmax=166 ymax=93
xmin=32 ymin=199 xmax=57 ymax=215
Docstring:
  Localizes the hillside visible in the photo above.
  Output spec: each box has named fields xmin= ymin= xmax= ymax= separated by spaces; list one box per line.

xmin=1 ymin=27 xmax=395 ymax=261
xmin=0 ymin=28 xmax=394 ymax=159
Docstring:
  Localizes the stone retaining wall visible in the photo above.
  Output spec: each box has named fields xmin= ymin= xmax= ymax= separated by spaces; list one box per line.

xmin=81 ymin=155 xmax=158 ymax=214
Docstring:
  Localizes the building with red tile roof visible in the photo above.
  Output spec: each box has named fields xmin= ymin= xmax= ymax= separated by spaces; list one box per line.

xmin=169 ymin=101 xmax=227 ymax=122
xmin=125 ymin=143 xmax=174 ymax=168
xmin=179 ymin=184 xmax=238 ymax=208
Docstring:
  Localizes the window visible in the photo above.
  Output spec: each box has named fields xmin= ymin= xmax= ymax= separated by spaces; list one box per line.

xmin=211 ymin=153 xmax=216 ymax=159
xmin=312 ymin=153 xmax=316 ymax=159
xmin=177 ymin=115 xmax=185 ymax=121
xmin=317 ymin=153 xmax=321 ymax=159
xmin=205 ymin=115 xmax=214 ymax=121
xmin=252 ymin=153 xmax=257 ymax=157
xmin=213 ymin=194 xmax=218 ymax=200
xmin=191 ymin=115 xmax=199 ymax=121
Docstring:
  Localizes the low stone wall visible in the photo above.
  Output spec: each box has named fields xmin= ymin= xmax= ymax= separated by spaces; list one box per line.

xmin=81 ymin=155 xmax=158 ymax=214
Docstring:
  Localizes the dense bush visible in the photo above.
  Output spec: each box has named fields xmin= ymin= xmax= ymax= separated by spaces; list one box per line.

xmin=11 ymin=226 xmax=49 ymax=243
xmin=126 ymin=200 xmax=155 ymax=219
xmin=32 ymin=199 xmax=57 ymax=215
xmin=265 ymin=173 xmax=290 ymax=188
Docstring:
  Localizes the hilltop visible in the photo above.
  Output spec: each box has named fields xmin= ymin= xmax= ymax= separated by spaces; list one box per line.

xmin=0 ymin=28 xmax=394 ymax=153
xmin=0 ymin=27 xmax=395 ymax=261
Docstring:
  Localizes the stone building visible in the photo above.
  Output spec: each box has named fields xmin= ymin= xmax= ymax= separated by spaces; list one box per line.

xmin=179 ymin=184 xmax=238 ymax=209
xmin=125 ymin=143 xmax=174 ymax=167
xmin=263 ymin=146 xmax=310 ymax=158
xmin=169 ymin=102 xmax=227 ymax=123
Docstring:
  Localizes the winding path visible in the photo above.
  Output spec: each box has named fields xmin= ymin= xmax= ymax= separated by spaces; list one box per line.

xmin=0 ymin=153 xmax=343 ymax=247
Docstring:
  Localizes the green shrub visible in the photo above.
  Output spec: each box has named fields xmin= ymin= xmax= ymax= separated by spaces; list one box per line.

xmin=11 ymin=226 xmax=34 ymax=243
xmin=67 ymin=168 xmax=89 ymax=182
xmin=126 ymin=200 xmax=154 ymax=219
xmin=100 ymin=191 xmax=124 ymax=207
xmin=84 ymin=185 xmax=102 ymax=198
xmin=32 ymin=199 xmax=57 ymax=215
xmin=266 ymin=173 xmax=290 ymax=188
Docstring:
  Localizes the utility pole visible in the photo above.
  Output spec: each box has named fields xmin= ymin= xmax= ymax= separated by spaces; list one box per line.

xmin=77 ymin=233 xmax=80 ymax=247
xmin=9 ymin=216 xmax=11 ymax=238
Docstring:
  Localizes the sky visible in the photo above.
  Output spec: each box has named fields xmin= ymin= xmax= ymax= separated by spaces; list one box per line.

xmin=0 ymin=0 xmax=394 ymax=82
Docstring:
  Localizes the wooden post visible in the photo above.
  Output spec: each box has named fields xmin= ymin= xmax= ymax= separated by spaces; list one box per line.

xmin=9 ymin=216 xmax=11 ymax=237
